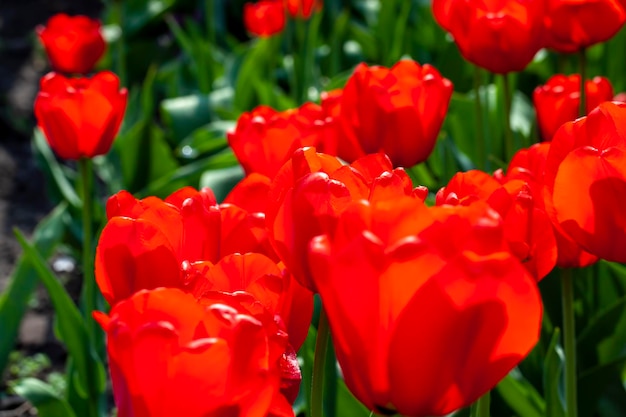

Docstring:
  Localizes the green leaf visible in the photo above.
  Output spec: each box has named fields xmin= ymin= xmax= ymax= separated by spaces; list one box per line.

xmin=33 ymin=130 xmax=81 ymax=208
xmin=113 ymin=121 xmax=180 ymax=193
xmin=578 ymin=354 xmax=626 ymax=417
xmin=578 ymin=295 xmax=626 ymax=361
xmin=14 ymin=230 xmax=106 ymax=400
xmin=175 ymin=121 xmax=233 ymax=160
xmin=160 ymin=89 xmax=233 ymax=144
xmin=123 ymin=0 xmax=177 ymax=36
xmin=496 ymin=370 xmax=545 ymax=417
xmin=336 ymin=378 xmax=370 ymax=417
xmin=11 ymin=378 xmax=77 ymax=417
xmin=0 ymin=203 xmax=68 ymax=376
xmin=199 ymin=165 xmax=245 ymax=202
xmin=543 ymin=328 xmax=566 ymax=417
xmin=139 ymin=148 xmax=239 ymax=198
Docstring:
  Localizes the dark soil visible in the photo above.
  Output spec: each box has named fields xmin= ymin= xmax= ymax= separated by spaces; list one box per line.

xmin=0 ymin=0 xmax=102 ymax=414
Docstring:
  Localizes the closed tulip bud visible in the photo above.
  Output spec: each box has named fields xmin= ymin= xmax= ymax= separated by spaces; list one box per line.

xmin=244 ymin=0 xmax=286 ymax=37
xmin=533 ymin=74 xmax=614 ymax=141
xmin=433 ymin=0 xmax=545 ymax=73
xmin=34 ymin=71 xmax=127 ymax=160
xmin=36 ymin=13 xmax=106 ymax=74
xmin=338 ymin=60 xmax=453 ymax=168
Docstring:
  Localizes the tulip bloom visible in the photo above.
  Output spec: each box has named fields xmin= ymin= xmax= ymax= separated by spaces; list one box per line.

xmin=267 ymin=148 xmax=426 ymax=292
xmin=544 ymin=101 xmax=626 ymax=263
xmin=95 ymin=288 xmax=297 ymax=417
xmin=34 ymin=71 xmax=127 ymax=160
xmin=228 ymin=104 xmax=335 ymax=178
xmin=432 ymin=0 xmax=544 ymax=73
xmin=96 ymin=187 xmax=313 ymax=350
xmin=36 ymin=13 xmax=106 ymax=74
xmin=544 ymin=0 xmax=626 ymax=52
xmin=309 ymin=200 xmax=542 ymax=416
xmin=502 ymin=143 xmax=598 ymax=268
xmin=285 ymin=0 xmax=321 ymax=18
xmin=338 ymin=60 xmax=453 ymax=168
xmin=534 ymin=74 xmax=614 ymax=141
xmin=244 ymin=0 xmax=286 ymax=37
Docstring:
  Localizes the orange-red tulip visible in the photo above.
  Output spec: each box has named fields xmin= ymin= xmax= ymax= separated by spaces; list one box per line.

xmin=533 ymin=74 xmax=614 ymax=141
xmin=544 ymin=0 xmax=626 ymax=52
xmin=244 ymin=0 xmax=286 ymax=37
xmin=95 ymin=288 xmax=297 ymax=417
xmin=267 ymin=148 xmax=425 ymax=291
xmin=36 ymin=13 xmax=106 ymax=74
xmin=34 ymin=71 xmax=127 ymax=160
xmin=309 ymin=200 xmax=542 ymax=416
xmin=338 ymin=60 xmax=453 ymax=167
xmin=544 ymin=101 xmax=626 ymax=262
xmin=96 ymin=187 xmax=313 ymax=350
xmin=432 ymin=0 xmax=544 ymax=73
xmin=228 ymin=104 xmax=335 ymax=178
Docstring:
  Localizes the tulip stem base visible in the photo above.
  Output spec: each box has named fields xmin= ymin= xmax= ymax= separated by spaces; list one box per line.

xmin=312 ymin=307 xmax=330 ymax=417
xmin=561 ymin=268 xmax=578 ymax=417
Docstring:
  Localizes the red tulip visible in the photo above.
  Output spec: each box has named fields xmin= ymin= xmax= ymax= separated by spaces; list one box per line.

xmin=267 ymin=148 xmax=425 ymax=291
xmin=285 ymin=0 xmax=321 ymax=18
xmin=97 ymin=187 xmax=270 ymax=304
xmin=36 ymin=13 xmax=106 ymax=74
xmin=228 ymin=104 xmax=335 ymax=178
xmin=432 ymin=0 xmax=544 ymax=73
xmin=244 ymin=0 xmax=286 ymax=37
xmin=34 ymin=71 xmax=127 ymax=160
xmin=224 ymin=173 xmax=272 ymax=213
xmin=533 ymin=74 xmax=614 ymax=141
xmin=544 ymin=101 xmax=626 ymax=262
xmin=544 ymin=0 xmax=626 ymax=52
xmin=308 ymin=200 xmax=542 ymax=416
xmin=338 ymin=60 xmax=453 ymax=167
xmin=436 ymin=170 xmax=557 ymax=281
xmin=96 ymin=188 xmax=313 ymax=350
xmin=503 ymin=143 xmax=598 ymax=268
xmin=95 ymin=288 xmax=298 ymax=417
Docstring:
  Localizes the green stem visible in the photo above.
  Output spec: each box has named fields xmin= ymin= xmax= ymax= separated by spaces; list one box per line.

xmin=578 ymin=48 xmax=587 ymax=118
xmin=79 ymin=158 xmax=96 ymax=347
xmin=311 ymin=308 xmax=330 ymax=417
xmin=561 ymin=268 xmax=578 ymax=417
xmin=470 ymin=391 xmax=491 ymax=417
xmin=502 ymin=73 xmax=514 ymax=160
xmin=474 ymin=66 xmax=486 ymax=170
